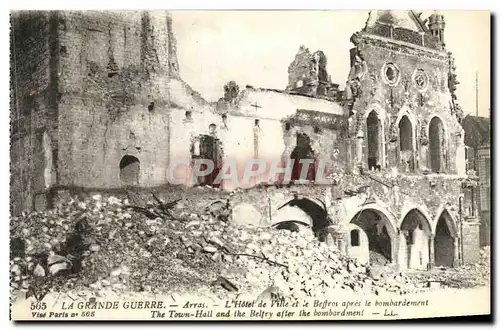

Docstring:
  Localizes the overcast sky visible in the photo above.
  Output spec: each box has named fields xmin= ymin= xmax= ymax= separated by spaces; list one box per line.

xmin=171 ymin=10 xmax=490 ymax=117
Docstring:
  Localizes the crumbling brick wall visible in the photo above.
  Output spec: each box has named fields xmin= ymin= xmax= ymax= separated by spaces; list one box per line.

xmin=286 ymin=46 xmax=338 ymax=98
xmin=10 ymin=11 xmax=59 ymax=214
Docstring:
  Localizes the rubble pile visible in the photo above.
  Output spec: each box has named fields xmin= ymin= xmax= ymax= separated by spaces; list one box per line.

xmin=211 ymin=227 xmax=417 ymax=301
xmin=383 ymin=246 xmax=491 ymax=291
xmin=9 ymin=193 xmax=490 ymax=303
xmin=10 ymin=194 xmax=220 ymax=299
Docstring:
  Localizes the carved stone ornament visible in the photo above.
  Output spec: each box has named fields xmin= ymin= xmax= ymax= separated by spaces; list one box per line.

xmin=419 ymin=119 xmax=429 ymax=145
xmin=413 ymin=69 xmax=429 ymax=91
xmin=388 ymin=120 xmax=398 ymax=143
xmin=349 ymin=79 xmax=362 ymax=99
xmin=350 ymin=32 xmax=362 ymax=46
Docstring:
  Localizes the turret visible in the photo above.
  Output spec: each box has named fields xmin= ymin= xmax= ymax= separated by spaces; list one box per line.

xmin=428 ymin=12 xmax=446 ymax=47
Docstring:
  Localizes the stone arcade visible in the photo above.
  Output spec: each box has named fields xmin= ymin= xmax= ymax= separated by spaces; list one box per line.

xmin=10 ymin=10 xmax=481 ymax=269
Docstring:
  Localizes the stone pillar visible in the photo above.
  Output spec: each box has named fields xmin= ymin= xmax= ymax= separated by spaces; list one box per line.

xmin=338 ymin=237 xmax=348 ymax=255
xmin=398 ymin=231 xmax=408 ymax=271
xmin=356 ymin=129 xmax=365 ymax=169
xmin=453 ymin=237 xmax=460 ymax=267
xmin=391 ymin=235 xmax=399 ymax=266
xmin=428 ymin=234 xmax=435 ymax=269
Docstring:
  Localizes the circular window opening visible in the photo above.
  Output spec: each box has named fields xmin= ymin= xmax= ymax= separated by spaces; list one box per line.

xmin=386 ymin=67 xmax=395 ymax=81
xmin=120 ymin=155 xmax=140 ymax=185
xmin=383 ymin=63 xmax=400 ymax=86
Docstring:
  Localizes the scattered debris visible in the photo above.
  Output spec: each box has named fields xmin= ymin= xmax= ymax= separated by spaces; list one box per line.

xmin=9 ymin=193 xmax=490 ymax=302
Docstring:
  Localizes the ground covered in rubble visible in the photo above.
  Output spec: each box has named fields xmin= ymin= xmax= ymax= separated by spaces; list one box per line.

xmin=10 ymin=191 xmax=491 ymax=303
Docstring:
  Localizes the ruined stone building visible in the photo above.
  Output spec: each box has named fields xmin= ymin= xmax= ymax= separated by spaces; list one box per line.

xmin=10 ymin=10 xmax=195 ymax=213
xmin=10 ymin=10 xmax=482 ymax=270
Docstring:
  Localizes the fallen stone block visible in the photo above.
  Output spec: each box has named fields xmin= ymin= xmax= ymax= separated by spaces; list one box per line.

xmin=232 ymin=203 xmax=262 ymax=227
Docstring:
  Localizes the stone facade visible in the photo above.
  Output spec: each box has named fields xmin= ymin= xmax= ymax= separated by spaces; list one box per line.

xmin=10 ymin=10 xmax=481 ymax=268
xmin=345 ymin=11 xmax=466 ymax=176
xmin=339 ymin=10 xmax=479 ymax=267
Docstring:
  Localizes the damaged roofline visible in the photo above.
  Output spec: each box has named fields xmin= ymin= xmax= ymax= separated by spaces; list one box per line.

xmin=244 ymin=86 xmax=341 ymax=103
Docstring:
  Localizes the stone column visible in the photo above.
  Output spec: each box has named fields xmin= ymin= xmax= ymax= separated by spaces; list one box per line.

xmin=356 ymin=129 xmax=365 ymax=169
xmin=453 ymin=237 xmax=460 ymax=267
xmin=428 ymin=234 xmax=435 ymax=270
xmin=338 ymin=237 xmax=348 ymax=255
xmin=398 ymin=231 xmax=407 ymax=272
xmin=391 ymin=235 xmax=399 ymax=266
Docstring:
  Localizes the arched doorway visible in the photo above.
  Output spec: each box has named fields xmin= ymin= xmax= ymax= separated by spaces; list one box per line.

xmin=290 ymin=133 xmax=316 ymax=181
xmin=191 ymin=134 xmax=223 ymax=187
xmin=346 ymin=223 xmax=370 ymax=264
xmin=399 ymin=209 xmax=432 ymax=270
xmin=273 ymin=197 xmax=329 ymax=237
xmin=366 ymin=111 xmax=382 ymax=170
xmin=429 ymin=117 xmax=444 ymax=173
xmin=399 ymin=115 xmax=414 ymax=171
xmin=120 ymin=155 xmax=140 ymax=185
xmin=350 ymin=208 xmax=397 ymax=266
xmin=434 ymin=210 xmax=457 ymax=267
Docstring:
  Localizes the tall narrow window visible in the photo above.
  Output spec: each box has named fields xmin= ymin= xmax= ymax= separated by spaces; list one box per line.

xmin=429 ymin=117 xmax=444 ymax=173
xmin=366 ymin=111 xmax=381 ymax=170
xmin=399 ymin=115 xmax=414 ymax=171
xmin=350 ymin=229 xmax=360 ymax=247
